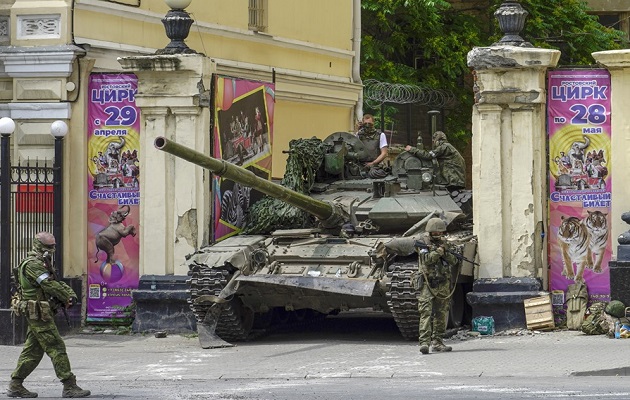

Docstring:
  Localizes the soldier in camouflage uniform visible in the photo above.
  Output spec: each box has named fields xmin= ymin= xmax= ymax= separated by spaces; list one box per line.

xmin=415 ymin=218 xmax=459 ymax=354
xmin=405 ymin=130 xmax=465 ymax=190
xmin=7 ymin=232 xmax=91 ymax=398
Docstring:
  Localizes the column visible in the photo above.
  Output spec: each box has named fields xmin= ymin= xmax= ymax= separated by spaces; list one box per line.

xmin=591 ymin=50 xmax=630 ymax=248
xmin=119 ymin=54 xmax=214 ymax=277
xmin=467 ymin=45 xmax=560 ymax=330
xmin=592 ymin=50 xmax=630 ymax=306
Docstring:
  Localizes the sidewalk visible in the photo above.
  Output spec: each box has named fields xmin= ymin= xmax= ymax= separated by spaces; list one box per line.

xmin=1 ymin=315 xmax=628 ymax=384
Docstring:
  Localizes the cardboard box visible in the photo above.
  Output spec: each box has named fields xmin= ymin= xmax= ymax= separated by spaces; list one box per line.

xmin=524 ymin=295 xmax=555 ymax=331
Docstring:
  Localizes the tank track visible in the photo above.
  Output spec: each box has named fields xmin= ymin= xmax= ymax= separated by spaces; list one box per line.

xmin=386 ymin=262 xmax=420 ymax=341
xmin=187 ymin=263 xmax=253 ymax=342
xmin=188 ymin=263 xmax=327 ymax=341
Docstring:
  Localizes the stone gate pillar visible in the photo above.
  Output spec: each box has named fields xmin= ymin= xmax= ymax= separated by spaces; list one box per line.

xmin=591 ymin=50 xmax=630 ymax=249
xmin=592 ymin=50 xmax=630 ymax=306
xmin=119 ymin=54 xmax=214 ymax=276
xmin=466 ymin=46 xmax=560 ymax=330
xmin=118 ymin=54 xmax=214 ymax=332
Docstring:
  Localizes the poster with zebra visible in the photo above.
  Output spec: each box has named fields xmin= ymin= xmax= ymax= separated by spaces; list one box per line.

xmin=547 ymin=69 xmax=612 ymax=313
xmin=212 ymin=76 xmax=275 ymax=241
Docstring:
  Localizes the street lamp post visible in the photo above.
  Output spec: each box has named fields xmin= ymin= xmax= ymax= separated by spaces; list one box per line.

xmin=51 ymin=120 xmax=68 ymax=277
xmin=0 ymin=117 xmax=15 ymax=308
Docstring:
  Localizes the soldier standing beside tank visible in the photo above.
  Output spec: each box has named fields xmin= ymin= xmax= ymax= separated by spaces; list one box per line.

xmin=356 ymin=114 xmax=389 ymax=178
xmin=415 ymin=218 xmax=459 ymax=354
xmin=7 ymin=232 xmax=90 ymax=398
xmin=405 ymin=130 xmax=466 ymax=191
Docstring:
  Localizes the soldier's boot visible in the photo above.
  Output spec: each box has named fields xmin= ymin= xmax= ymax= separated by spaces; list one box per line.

xmin=7 ymin=378 xmax=38 ymax=398
xmin=431 ymin=342 xmax=452 ymax=353
xmin=419 ymin=344 xmax=430 ymax=355
xmin=61 ymin=376 xmax=90 ymax=398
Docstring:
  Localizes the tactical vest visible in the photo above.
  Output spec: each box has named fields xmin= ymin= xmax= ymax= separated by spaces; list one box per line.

xmin=419 ymin=236 xmax=451 ymax=281
xmin=15 ymin=256 xmax=48 ymax=301
xmin=357 ymin=129 xmax=380 ymax=162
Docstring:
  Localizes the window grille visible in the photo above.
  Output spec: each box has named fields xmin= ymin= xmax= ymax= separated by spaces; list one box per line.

xmin=249 ymin=0 xmax=267 ymax=32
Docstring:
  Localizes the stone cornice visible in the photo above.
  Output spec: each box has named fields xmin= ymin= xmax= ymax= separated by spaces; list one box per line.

xmin=592 ymin=50 xmax=630 ymax=69
xmin=119 ymin=54 xmax=361 ymax=107
xmin=468 ymin=46 xmax=560 ymax=71
xmin=0 ymin=45 xmax=85 ymax=77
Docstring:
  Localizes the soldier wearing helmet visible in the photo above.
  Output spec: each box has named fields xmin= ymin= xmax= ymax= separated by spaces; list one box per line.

xmin=405 ymin=130 xmax=466 ymax=191
xmin=415 ymin=218 xmax=459 ymax=354
xmin=8 ymin=232 xmax=91 ymax=398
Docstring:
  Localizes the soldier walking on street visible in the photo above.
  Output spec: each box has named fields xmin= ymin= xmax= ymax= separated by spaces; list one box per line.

xmin=415 ymin=218 xmax=459 ymax=354
xmin=7 ymin=232 xmax=91 ymax=398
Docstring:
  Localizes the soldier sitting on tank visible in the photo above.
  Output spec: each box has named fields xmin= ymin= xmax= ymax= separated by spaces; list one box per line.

xmin=356 ymin=114 xmax=389 ymax=179
xmin=414 ymin=218 xmax=459 ymax=355
xmin=405 ymin=131 xmax=465 ymax=191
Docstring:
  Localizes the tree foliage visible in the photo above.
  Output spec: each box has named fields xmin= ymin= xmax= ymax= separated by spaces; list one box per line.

xmin=361 ymin=0 xmax=626 ymax=147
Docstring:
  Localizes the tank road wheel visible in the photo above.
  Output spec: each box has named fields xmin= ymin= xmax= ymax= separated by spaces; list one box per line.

xmin=188 ymin=265 xmax=254 ymax=342
xmin=386 ymin=262 xmax=420 ymax=340
xmin=216 ymin=294 xmax=254 ymax=341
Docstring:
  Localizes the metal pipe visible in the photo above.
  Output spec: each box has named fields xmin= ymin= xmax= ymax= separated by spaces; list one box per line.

xmin=1 ymin=134 xmax=11 ymax=308
xmin=53 ymin=136 xmax=64 ymax=277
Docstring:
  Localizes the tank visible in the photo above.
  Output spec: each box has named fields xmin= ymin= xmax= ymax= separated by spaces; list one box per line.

xmin=154 ymin=134 xmax=477 ymax=348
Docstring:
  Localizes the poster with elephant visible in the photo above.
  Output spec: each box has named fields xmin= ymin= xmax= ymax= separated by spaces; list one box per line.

xmin=547 ymin=69 xmax=612 ymax=322
xmin=86 ymin=73 xmax=140 ymax=321
xmin=212 ymin=75 xmax=275 ymax=241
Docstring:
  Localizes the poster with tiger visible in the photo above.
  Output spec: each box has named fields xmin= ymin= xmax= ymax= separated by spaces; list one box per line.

xmin=547 ymin=69 xmax=612 ymax=312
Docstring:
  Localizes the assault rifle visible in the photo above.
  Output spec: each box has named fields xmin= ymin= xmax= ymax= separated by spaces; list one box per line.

xmin=43 ymin=251 xmax=72 ymax=327
xmin=414 ymin=240 xmax=480 ymax=266
xmin=48 ymin=296 xmax=72 ymax=327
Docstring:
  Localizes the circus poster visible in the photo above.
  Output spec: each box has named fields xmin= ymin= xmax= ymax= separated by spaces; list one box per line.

xmin=212 ymin=75 xmax=275 ymax=242
xmin=86 ymin=74 xmax=140 ymax=321
xmin=547 ymin=69 xmax=612 ymax=312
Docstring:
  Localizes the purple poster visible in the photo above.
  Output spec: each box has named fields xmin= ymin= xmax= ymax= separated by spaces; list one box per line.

xmin=547 ymin=69 xmax=612 ymax=310
xmin=86 ymin=74 xmax=140 ymax=321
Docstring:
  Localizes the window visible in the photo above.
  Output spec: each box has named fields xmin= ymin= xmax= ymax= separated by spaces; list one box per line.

xmin=249 ymin=0 xmax=267 ymax=32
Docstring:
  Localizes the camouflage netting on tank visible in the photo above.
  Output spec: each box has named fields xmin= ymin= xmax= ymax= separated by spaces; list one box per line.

xmin=242 ymin=138 xmax=326 ymax=234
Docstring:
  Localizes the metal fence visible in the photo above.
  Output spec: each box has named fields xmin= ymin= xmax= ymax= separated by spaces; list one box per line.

xmin=8 ymin=159 xmax=55 ymax=270
xmin=0 ymin=157 xmax=55 ymax=308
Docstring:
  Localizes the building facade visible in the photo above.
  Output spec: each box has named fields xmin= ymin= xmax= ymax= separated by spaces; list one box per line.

xmin=0 ymin=0 xmax=362 ymax=283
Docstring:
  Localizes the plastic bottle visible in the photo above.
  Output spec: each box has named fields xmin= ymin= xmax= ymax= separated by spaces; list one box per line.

xmin=615 ymin=321 xmax=621 ymax=339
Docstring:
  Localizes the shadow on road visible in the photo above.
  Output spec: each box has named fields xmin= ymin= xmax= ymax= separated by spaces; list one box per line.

xmin=251 ymin=310 xmax=410 ymax=345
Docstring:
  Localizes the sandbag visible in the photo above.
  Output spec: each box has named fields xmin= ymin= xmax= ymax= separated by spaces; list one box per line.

xmin=581 ymin=302 xmax=608 ymax=335
xmin=566 ymin=282 xmax=588 ymax=330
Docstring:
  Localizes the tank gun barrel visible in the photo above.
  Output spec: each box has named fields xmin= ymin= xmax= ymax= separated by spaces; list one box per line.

xmin=154 ymin=136 xmax=335 ymax=222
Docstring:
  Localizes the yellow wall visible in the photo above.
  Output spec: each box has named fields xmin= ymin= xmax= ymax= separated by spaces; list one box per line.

xmin=2 ymin=0 xmax=359 ymax=279
xmin=73 ymin=2 xmax=353 ymax=77
xmin=272 ymin=100 xmax=353 ymax=178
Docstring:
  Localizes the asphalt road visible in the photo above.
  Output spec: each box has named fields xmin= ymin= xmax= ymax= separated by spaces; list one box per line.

xmin=2 ymin=312 xmax=629 ymax=399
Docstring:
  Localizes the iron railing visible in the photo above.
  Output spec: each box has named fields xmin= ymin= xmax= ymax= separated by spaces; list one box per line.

xmin=0 ymin=157 xmax=55 ymax=308
xmin=9 ymin=159 xmax=55 ymax=271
